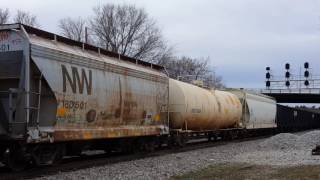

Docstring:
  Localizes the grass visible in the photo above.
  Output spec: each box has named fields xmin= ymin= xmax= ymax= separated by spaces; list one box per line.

xmin=171 ymin=163 xmax=320 ymax=180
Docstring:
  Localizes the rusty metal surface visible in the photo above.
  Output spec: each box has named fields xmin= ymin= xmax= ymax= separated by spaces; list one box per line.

xmin=30 ymin=52 xmax=168 ymax=142
xmin=169 ymin=79 xmax=242 ymax=130
xmin=27 ymin=27 xmax=168 ymax=142
xmin=53 ymin=125 xmax=167 ymax=141
xmin=0 ymin=24 xmax=170 ymax=143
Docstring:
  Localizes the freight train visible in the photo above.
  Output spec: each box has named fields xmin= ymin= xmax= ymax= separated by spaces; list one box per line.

xmin=0 ymin=24 xmax=319 ymax=170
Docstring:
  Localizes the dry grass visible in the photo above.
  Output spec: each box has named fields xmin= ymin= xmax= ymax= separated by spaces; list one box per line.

xmin=171 ymin=163 xmax=320 ymax=180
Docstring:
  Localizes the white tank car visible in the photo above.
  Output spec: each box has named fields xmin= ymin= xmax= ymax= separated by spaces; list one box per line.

xmin=169 ymin=79 xmax=243 ymax=131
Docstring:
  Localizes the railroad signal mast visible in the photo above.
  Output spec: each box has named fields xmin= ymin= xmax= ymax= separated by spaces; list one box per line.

xmin=265 ymin=62 xmax=320 ymax=93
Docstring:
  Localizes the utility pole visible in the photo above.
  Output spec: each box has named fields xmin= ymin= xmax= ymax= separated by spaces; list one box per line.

xmin=85 ymin=27 xmax=88 ymax=44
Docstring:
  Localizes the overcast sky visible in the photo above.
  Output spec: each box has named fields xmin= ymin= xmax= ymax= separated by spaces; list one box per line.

xmin=2 ymin=0 xmax=320 ymax=88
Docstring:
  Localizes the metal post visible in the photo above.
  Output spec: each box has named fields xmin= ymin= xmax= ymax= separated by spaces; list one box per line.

xmin=85 ymin=27 xmax=88 ymax=44
xmin=8 ymin=91 xmax=12 ymax=125
xmin=20 ymin=25 xmax=31 ymax=125
xmin=213 ymin=70 xmax=216 ymax=87
xmin=167 ymin=79 xmax=170 ymax=129
xmin=299 ymin=66 xmax=301 ymax=93
xmin=36 ymin=74 xmax=43 ymax=128
xmin=185 ymin=120 xmax=188 ymax=131
xmin=26 ymin=54 xmax=30 ymax=124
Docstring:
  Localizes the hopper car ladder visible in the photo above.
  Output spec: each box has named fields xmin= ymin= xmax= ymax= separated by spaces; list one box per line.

xmin=7 ymin=74 xmax=42 ymax=138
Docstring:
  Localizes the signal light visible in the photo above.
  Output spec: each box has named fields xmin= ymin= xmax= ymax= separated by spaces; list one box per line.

xmin=304 ymin=70 xmax=309 ymax=78
xmin=305 ymin=80 xmax=309 ymax=86
xmin=285 ymin=72 xmax=290 ymax=78
xmin=285 ymin=81 xmax=290 ymax=87
xmin=266 ymin=67 xmax=270 ymax=71
xmin=304 ymin=62 xmax=309 ymax=69
xmin=266 ymin=72 xmax=271 ymax=79
xmin=285 ymin=63 xmax=290 ymax=70
xmin=266 ymin=81 xmax=270 ymax=87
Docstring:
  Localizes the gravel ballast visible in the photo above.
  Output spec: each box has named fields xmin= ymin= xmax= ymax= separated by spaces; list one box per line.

xmin=234 ymin=130 xmax=320 ymax=166
xmin=35 ymin=130 xmax=320 ymax=180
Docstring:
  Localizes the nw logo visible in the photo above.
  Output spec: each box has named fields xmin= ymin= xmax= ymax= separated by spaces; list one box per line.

xmin=61 ymin=64 xmax=92 ymax=95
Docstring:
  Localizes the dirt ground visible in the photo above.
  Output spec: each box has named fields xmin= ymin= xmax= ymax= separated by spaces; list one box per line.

xmin=171 ymin=163 xmax=320 ymax=180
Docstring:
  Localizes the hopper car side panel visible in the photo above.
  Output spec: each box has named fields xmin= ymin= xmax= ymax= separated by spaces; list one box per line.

xmin=30 ymin=42 xmax=169 ymax=143
xmin=0 ymin=24 xmax=169 ymax=144
xmin=0 ymin=24 xmax=171 ymax=170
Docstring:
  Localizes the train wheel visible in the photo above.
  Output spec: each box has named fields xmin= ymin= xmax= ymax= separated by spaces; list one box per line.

xmin=173 ymin=133 xmax=188 ymax=147
xmin=31 ymin=144 xmax=65 ymax=166
xmin=4 ymin=146 xmax=28 ymax=171
xmin=143 ymin=138 xmax=157 ymax=152
xmin=208 ymin=133 xmax=216 ymax=142
xmin=53 ymin=144 xmax=66 ymax=165
xmin=230 ymin=131 xmax=238 ymax=140
xmin=120 ymin=139 xmax=137 ymax=154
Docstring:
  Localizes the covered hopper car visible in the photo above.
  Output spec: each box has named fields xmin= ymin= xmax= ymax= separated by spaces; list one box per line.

xmin=0 ymin=24 xmax=169 ymax=169
xmin=0 ymin=24 xmax=319 ymax=170
xmin=227 ymin=89 xmax=277 ymax=129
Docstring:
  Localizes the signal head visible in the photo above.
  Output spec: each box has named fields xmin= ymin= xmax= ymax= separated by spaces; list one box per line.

xmin=285 ymin=63 xmax=290 ymax=70
xmin=266 ymin=72 xmax=271 ymax=79
xmin=266 ymin=81 xmax=270 ymax=87
xmin=285 ymin=81 xmax=290 ymax=87
xmin=285 ymin=71 xmax=290 ymax=78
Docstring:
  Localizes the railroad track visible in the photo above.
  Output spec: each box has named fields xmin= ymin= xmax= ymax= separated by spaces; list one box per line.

xmin=0 ymin=135 xmax=271 ymax=180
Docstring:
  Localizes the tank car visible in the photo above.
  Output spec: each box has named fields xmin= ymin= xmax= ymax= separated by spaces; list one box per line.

xmin=168 ymin=79 xmax=243 ymax=131
xmin=167 ymin=81 xmax=277 ymax=144
xmin=0 ymin=24 xmax=169 ymax=169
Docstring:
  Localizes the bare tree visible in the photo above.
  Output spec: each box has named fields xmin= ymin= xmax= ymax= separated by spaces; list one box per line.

xmin=203 ymin=73 xmax=224 ymax=89
xmin=163 ymin=56 xmax=224 ymax=88
xmin=59 ymin=17 xmax=87 ymax=42
xmin=14 ymin=10 xmax=39 ymax=27
xmin=162 ymin=56 xmax=209 ymax=79
xmin=90 ymin=4 xmax=171 ymax=63
xmin=0 ymin=8 xmax=9 ymax=24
